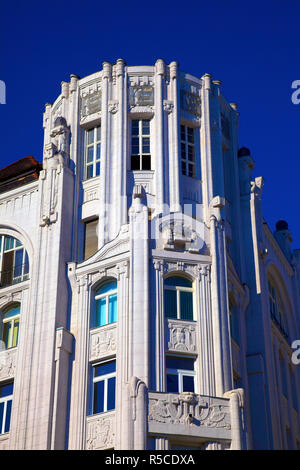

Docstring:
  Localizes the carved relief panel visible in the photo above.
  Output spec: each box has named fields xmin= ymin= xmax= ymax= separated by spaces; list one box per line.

xmin=89 ymin=324 xmax=117 ymax=362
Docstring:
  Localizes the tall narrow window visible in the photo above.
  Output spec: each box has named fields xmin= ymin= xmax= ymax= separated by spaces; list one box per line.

xmin=84 ymin=219 xmax=99 ymax=260
xmin=131 ymin=119 xmax=151 ymax=170
xmin=92 ymin=360 xmax=116 ymax=414
xmin=85 ymin=126 xmax=101 ymax=179
xmin=0 ymin=235 xmax=29 ymax=288
xmin=0 ymin=382 xmax=13 ymax=434
xmin=164 ymin=276 xmax=194 ymax=321
xmin=1 ymin=304 xmax=20 ymax=350
xmin=268 ymin=280 xmax=289 ymax=338
xmin=166 ymin=356 xmax=196 ymax=393
xmin=229 ymin=301 xmax=239 ymax=344
xmin=181 ymin=125 xmax=195 ymax=177
xmin=93 ymin=281 xmax=117 ymax=328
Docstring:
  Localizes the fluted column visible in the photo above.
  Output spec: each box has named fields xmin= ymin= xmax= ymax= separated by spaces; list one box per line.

xmin=153 ymin=260 xmax=166 ymax=392
xmin=168 ymin=61 xmax=181 ymax=213
xmin=209 ymin=197 xmax=233 ymax=396
xmin=99 ymin=62 xmax=112 ymax=247
xmin=196 ymin=264 xmax=215 ymax=396
xmin=154 ymin=59 xmax=165 ymax=215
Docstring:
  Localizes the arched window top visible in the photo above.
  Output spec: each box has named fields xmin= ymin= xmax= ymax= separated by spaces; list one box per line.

xmin=95 ymin=280 xmax=117 ymax=297
xmin=1 ymin=302 xmax=20 ymax=351
xmin=164 ymin=276 xmax=192 ymax=288
xmin=0 ymin=234 xmax=29 ymax=288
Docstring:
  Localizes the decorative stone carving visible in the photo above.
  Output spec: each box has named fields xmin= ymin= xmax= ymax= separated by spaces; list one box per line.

xmin=129 ymin=75 xmax=154 ymax=110
xmin=0 ymin=349 xmax=17 ymax=380
xmin=163 ymin=100 xmax=174 ymax=114
xmin=89 ymin=324 xmax=117 ymax=361
xmin=108 ymin=100 xmax=119 ymax=114
xmin=180 ymin=89 xmax=201 ymax=117
xmin=148 ymin=392 xmax=231 ymax=430
xmin=81 ymin=89 xmax=102 ymax=118
xmin=157 ymin=213 xmax=205 ymax=253
xmin=86 ymin=413 xmax=115 ymax=450
xmin=167 ymin=319 xmax=196 ymax=353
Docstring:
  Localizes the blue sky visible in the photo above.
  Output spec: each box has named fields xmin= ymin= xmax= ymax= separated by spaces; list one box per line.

xmin=1 ymin=0 xmax=300 ymax=247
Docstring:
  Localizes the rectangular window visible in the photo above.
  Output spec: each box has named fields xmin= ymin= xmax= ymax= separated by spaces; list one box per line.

xmin=181 ymin=125 xmax=195 ymax=177
xmin=131 ymin=119 xmax=151 ymax=170
xmin=0 ymin=382 xmax=13 ymax=434
xmin=84 ymin=219 xmax=99 ymax=260
xmin=166 ymin=356 xmax=196 ymax=393
xmin=92 ymin=360 xmax=116 ymax=414
xmin=85 ymin=126 xmax=101 ymax=179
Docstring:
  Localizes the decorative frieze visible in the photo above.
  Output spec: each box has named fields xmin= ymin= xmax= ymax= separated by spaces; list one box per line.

xmin=129 ymin=75 xmax=154 ymax=111
xmin=89 ymin=324 xmax=117 ymax=362
xmin=167 ymin=319 xmax=196 ymax=353
xmin=148 ymin=392 xmax=231 ymax=440
xmin=86 ymin=412 xmax=116 ymax=450
xmin=0 ymin=348 xmax=17 ymax=381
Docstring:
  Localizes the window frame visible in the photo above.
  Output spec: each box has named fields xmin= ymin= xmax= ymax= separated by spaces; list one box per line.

xmin=180 ymin=124 xmax=196 ymax=178
xmin=164 ymin=276 xmax=194 ymax=321
xmin=93 ymin=281 xmax=118 ymax=328
xmin=166 ymin=356 xmax=197 ymax=394
xmin=91 ymin=359 xmax=116 ymax=415
xmin=0 ymin=382 xmax=13 ymax=435
xmin=1 ymin=303 xmax=20 ymax=350
xmin=0 ymin=235 xmax=29 ymax=288
xmin=85 ymin=125 xmax=101 ymax=180
xmin=131 ymin=119 xmax=151 ymax=171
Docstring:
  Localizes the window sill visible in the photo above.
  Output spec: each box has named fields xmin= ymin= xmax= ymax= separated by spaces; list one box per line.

xmin=0 ymin=279 xmax=30 ymax=295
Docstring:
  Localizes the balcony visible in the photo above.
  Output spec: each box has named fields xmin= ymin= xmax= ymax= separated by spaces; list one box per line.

xmin=148 ymin=391 xmax=231 ymax=443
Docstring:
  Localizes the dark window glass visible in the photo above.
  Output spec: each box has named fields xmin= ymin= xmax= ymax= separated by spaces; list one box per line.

xmin=183 ymin=375 xmax=194 ymax=392
xmin=180 ymin=291 xmax=193 ymax=321
xmin=164 ymin=290 xmax=177 ymax=319
xmin=107 ymin=377 xmax=116 ymax=411
xmin=167 ymin=374 xmax=179 ymax=393
xmin=166 ymin=357 xmax=194 ymax=371
xmin=142 ymin=155 xmax=151 ymax=170
xmin=165 ymin=277 xmax=192 ymax=288
xmin=94 ymin=361 xmax=116 ymax=377
xmin=142 ymin=120 xmax=150 ymax=134
xmin=0 ymin=383 xmax=13 ymax=398
xmin=93 ymin=380 xmax=104 ymax=414
xmin=131 ymin=155 xmax=140 ymax=171
xmin=4 ymin=400 xmax=12 ymax=433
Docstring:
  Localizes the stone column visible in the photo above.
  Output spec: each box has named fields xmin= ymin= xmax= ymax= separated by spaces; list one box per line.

xmin=153 ymin=260 xmax=166 ymax=392
xmin=196 ymin=264 xmax=215 ymax=396
xmin=168 ymin=61 xmax=181 ymax=213
xmin=67 ymin=272 xmax=91 ymax=450
xmin=154 ymin=59 xmax=165 ymax=216
xmin=209 ymin=196 xmax=233 ymax=396
xmin=128 ymin=185 xmax=149 ymax=385
xmin=223 ymin=388 xmax=245 ymax=449
xmin=51 ymin=327 xmax=73 ymax=449
xmin=99 ymin=62 xmax=112 ymax=247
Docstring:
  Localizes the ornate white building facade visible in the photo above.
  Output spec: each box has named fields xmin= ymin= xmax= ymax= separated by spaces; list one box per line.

xmin=0 ymin=59 xmax=299 ymax=450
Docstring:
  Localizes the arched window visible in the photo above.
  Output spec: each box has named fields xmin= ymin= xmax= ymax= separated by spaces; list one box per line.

xmin=268 ymin=279 xmax=289 ymax=338
xmin=164 ymin=276 xmax=194 ymax=321
xmin=0 ymin=235 xmax=29 ymax=288
xmin=92 ymin=280 xmax=117 ymax=328
xmin=1 ymin=303 xmax=20 ymax=350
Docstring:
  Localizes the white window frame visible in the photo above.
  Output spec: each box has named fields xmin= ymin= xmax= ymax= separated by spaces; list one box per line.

xmin=0 ymin=383 xmax=13 ymax=435
xmin=180 ymin=124 xmax=195 ymax=177
xmin=0 ymin=235 xmax=29 ymax=287
xmin=85 ymin=125 xmax=101 ymax=179
xmin=164 ymin=283 xmax=194 ymax=321
xmin=1 ymin=304 xmax=20 ymax=350
xmin=94 ymin=283 xmax=117 ymax=327
xmin=92 ymin=360 xmax=116 ymax=414
xmin=166 ymin=357 xmax=197 ymax=393
xmin=131 ymin=119 xmax=151 ymax=170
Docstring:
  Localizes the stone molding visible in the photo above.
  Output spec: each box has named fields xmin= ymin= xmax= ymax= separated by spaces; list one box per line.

xmin=167 ymin=319 xmax=196 ymax=353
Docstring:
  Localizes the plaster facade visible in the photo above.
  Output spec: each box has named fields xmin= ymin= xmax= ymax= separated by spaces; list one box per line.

xmin=0 ymin=59 xmax=299 ymax=450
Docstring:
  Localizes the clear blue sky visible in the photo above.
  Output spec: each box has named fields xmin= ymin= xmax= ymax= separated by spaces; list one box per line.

xmin=1 ymin=0 xmax=300 ymax=247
